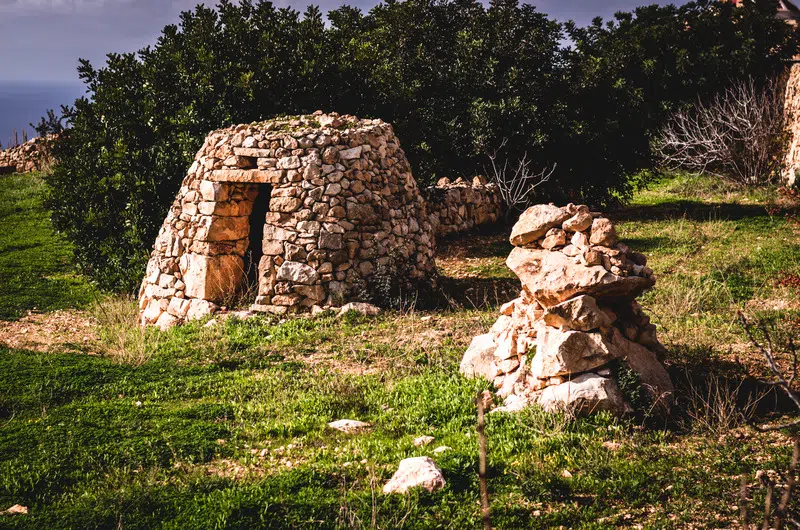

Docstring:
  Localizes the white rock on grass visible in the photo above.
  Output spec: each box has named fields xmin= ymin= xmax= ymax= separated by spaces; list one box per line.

xmin=383 ymin=456 xmax=446 ymax=494
xmin=4 ymin=505 xmax=28 ymax=515
xmin=413 ymin=435 xmax=435 ymax=447
xmin=327 ymin=419 xmax=371 ymax=433
xmin=432 ymin=446 xmax=452 ymax=454
xmin=337 ymin=302 xmax=381 ymax=317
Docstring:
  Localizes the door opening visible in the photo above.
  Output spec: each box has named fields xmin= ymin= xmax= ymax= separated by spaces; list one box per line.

xmin=244 ymin=183 xmax=272 ymax=292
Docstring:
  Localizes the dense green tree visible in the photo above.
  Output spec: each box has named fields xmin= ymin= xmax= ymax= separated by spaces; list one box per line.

xmin=44 ymin=0 xmax=799 ymax=291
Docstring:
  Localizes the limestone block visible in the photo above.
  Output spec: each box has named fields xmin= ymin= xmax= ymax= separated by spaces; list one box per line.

xmin=195 ymin=216 xmax=249 ymax=242
xmin=207 ymin=169 xmax=284 ymax=183
xmin=276 ymin=261 xmax=319 ymax=285
xmin=460 ymin=333 xmax=501 ymax=380
xmin=186 ymin=299 xmax=219 ymax=321
xmin=537 ymin=373 xmax=628 ymax=415
xmin=562 ymin=211 xmax=593 ymax=232
xmin=542 ymin=295 xmax=614 ymax=332
xmin=589 ymin=218 xmax=619 ymax=247
xmin=506 ymin=247 xmax=653 ymax=307
xmin=179 ymin=253 xmax=244 ymax=301
xmin=510 ymin=204 xmax=571 ymax=247
xmin=530 ymin=327 xmax=619 ymax=379
xmin=339 ymin=146 xmax=363 ymax=160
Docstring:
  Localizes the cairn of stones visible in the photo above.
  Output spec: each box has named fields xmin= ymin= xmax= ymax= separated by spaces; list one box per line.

xmin=425 ymin=176 xmax=502 ymax=237
xmin=138 ymin=112 xmax=437 ymax=329
xmin=460 ymin=204 xmax=674 ymax=416
xmin=0 ymin=135 xmax=54 ymax=174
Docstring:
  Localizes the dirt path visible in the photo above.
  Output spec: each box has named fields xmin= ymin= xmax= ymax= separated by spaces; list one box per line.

xmin=0 ymin=310 xmax=98 ymax=353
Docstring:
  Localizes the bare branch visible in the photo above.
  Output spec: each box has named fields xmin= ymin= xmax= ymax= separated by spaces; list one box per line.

xmin=655 ymin=77 xmax=786 ymax=186
xmin=485 ymin=139 xmax=556 ymax=219
xmin=737 ymin=311 xmax=800 ymax=431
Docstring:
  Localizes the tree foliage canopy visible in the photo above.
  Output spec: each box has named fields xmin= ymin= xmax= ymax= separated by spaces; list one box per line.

xmin=45 ymin=0 xmax=800 ymax=291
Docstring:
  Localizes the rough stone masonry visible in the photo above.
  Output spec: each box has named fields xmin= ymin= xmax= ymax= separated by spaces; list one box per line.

xmin=0 ymin=135 xmax=54 ymax=174
xmin=460 ymin=203 xmax=674 ymax=416
xmin=138 ymin=112 xmax=442 ymax=328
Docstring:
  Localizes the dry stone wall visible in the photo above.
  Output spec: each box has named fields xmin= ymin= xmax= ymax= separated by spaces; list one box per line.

xmin=425 ymin=176 xmax=502 ymax=237
xmin=0 ymin=136 xmax=54 ymax=174
xmin=460 ymin=203 xmax=674 ymax=416
xmin=138 ymin=112 xmax=437 ymax=329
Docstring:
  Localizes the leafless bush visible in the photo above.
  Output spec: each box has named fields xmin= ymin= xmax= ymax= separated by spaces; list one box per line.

xmin=656 ymin=77 xmax=787 ymax=186
xmin=485 ymin=139 xmax=556 ymax=219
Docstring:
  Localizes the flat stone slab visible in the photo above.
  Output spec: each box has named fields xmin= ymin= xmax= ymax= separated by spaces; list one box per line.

xmin=206 ymin=169 xmax=284 ymax=183
xmin=507 ymin=247 xmax=653 ymax=307
xmin=327 ymin=419 xmax=372 ymax=433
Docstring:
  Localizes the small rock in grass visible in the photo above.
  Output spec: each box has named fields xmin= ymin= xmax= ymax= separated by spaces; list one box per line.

xmin=327 ymin=419 xmax=371 ymax=433
xmin=204 ymin=318 xmax=219 ymax=328
xmin=337 ymin=302 xmax=381 ymax=317
xmin=433 ymin=446 xmax=452 ymax=454
xmin=4 ymin=505 xmax=28 ymax=515
xmin=383 ymin=456 xmax=446 ymax=494
xmin=413 ymin=435 xmax=435 ymax=447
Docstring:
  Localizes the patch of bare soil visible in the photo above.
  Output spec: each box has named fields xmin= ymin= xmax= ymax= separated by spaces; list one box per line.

xmin=0 ymin=310 xmax=98 ymax=353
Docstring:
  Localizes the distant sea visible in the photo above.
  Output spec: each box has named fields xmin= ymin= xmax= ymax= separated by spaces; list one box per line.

xmin=0 ymin=81 xmax=85 ymax=148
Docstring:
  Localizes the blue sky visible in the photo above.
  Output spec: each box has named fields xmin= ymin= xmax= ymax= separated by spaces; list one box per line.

xmin=0 ymin=0 xmax=687 ymax=83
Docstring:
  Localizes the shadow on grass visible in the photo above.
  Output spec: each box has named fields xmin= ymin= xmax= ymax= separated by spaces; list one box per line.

xmin=611 ymin=200 xmax=769 ymax=223
xmin=666 ymin=345 xmax=798 ymax=430
xmin=436 ymin=223 xmax=513 ymax=260
xmin=437 ymin=277 xmax=519 ymax=309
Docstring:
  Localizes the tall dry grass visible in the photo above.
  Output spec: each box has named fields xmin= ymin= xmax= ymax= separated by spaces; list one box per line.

xmin=91 ymin=295 xmax=159 ymax=366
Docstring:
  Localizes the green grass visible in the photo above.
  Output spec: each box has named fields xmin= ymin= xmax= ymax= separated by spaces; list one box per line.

xmin=1 ymin=172 xmax=800 ymax=528
xmin=0 ymin=173 xmax=96 ymax=320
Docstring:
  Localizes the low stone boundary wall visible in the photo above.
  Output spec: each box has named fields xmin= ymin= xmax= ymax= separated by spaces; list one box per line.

xmin=425 ymin=176 xmax=503 ymax=237
xmin=0 ymin=136 xmax=54 ymax=174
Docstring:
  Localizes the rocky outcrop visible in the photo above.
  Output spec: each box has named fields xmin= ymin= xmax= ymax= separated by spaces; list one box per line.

xmin=460 ymin=203 xmax=673 ymax=416
xmin=425 ymin=176 xmax=502 ymax=236
xmin=138 ymin=112 xmax=436 ymax=328
xmin=0 ymin=135 xmax=54 ymax=174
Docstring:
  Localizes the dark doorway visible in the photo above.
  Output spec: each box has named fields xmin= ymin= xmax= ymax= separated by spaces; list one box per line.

xmin=244 ymin=183 xmax=272 ymax=290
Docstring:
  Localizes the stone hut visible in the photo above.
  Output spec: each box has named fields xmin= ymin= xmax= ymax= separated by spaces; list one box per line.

xmin=138 ymin=113 xmax=436 ymax=328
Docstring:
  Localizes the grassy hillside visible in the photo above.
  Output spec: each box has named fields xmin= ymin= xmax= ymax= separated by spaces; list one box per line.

xmin=1 ymin=173 xmax=799 ymax=528
xmin=0 ymin=173 xmax=96 ymax=319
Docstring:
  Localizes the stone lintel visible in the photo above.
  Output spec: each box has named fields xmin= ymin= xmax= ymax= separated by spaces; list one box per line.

xmin=233 ymin=147 xmax=273 ymax=158
xmin=207 ymin=169 xmax=284 ymax=183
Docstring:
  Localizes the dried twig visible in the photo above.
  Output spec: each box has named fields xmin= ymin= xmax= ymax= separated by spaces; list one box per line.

xmin=737 ymin=312 xmax=800 ymax=431
xmin=477 ymin=390 xmax=492 ymax=530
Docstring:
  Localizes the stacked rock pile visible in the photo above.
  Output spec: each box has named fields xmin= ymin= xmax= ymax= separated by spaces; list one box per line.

xmin=460 ymin=204 xmax=674 ymax=415
xmin=425 ymin=176 xmax=503 ymax=236
xmin=0 ymin=135 xmax=54 ymax=174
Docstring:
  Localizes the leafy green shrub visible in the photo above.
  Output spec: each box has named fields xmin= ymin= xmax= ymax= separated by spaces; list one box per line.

xmin=45 ymin=0 xmax=799 ymax=290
